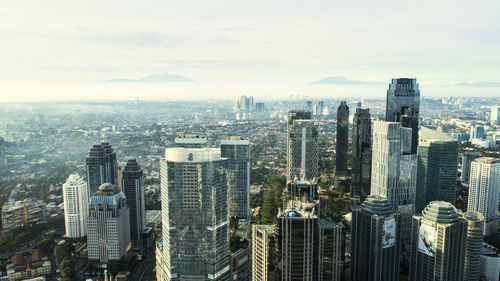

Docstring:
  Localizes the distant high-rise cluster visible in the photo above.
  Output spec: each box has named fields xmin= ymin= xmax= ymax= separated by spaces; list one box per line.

xmin=235 ymin=95 xmax=265 ymax=120
xmin=306 ymin=100 xmax=327 ymax=116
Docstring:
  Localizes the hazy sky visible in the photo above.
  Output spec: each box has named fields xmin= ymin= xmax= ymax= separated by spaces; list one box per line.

xmin=1 ymin=0 xmax=499 ymax=101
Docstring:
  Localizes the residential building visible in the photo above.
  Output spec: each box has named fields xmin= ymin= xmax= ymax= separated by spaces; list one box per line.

xmin=385 ymin=78 xmax=420 ymax=153
xmin=415 ymin=127 xmax=459 ymax=213
xmin=409 ymin=201 xmax=466 ymax=281
xmin=461 ymin=151 xmax=480 ymax=185
xmin=351 ymin=195 xmax=401 ymax=281
xmin=62 ymin=173 xmax=89 ymax=238
xmin=490 ymin=106 xmax=499 ymax=125
xmin=251 ymin=224 xmax=277 ymax=281
xmin=467 ymin=157 xmax=500 ymax=236
xmin=221 ymin=136 xmax=250 ymax=219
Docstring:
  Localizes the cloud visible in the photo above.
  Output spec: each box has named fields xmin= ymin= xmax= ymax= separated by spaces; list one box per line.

xmin=310 ymin=76 xmax=384 ymax=85
xmin=99 ymin=73 xmax=196 ymax=83
xmin=453 ymin=82 xmax=500 ymax=87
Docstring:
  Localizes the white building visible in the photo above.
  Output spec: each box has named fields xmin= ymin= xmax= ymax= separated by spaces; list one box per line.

xmin=87 ymin=183 xmax=131 ymax=263
xmin=370 ymin=121 xmax=417 ymax=243
xmin=480 ymin=243 xmax=500 ymax=281
xmin=62 ymin=174 xmax=89 ymax=238
xmin=490 ymin=106 xmax=499 ymax=125
xmin=467 ymin=157 xmax=500 ymax=236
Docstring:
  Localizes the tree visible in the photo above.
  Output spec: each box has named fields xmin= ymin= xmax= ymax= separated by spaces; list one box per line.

xmin=37 ymin=238 xmax=55 ymax=255
xmin=261 ymin=189 xmax=276 ymax=223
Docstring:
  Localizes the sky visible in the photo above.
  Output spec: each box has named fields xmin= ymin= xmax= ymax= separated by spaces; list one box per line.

xmin=1 ymin=0 xmax=499 ymax=101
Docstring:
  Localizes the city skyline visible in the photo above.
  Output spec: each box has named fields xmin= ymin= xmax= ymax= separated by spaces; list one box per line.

xmin=2 ymin=0 xmax=500 ymax=101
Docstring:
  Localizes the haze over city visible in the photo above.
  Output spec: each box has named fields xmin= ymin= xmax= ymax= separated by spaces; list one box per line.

xmin=1 ymin=0 xmax=500 ymax=101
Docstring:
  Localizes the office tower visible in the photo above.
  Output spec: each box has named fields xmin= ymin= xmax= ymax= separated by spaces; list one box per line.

xmin=306 ymin=100 xmax=313 ymax=111
xmin=371 ymin=121 xmax=417 ymax=243
xmin=463 ymin=212 xmax=484 ymax=281
xmin=467 ymin=157 xmax=500 ymax=236
xmin=277 ymin=186 xmax=344 ymax=281
xmin=255 ymin=102 xmax=265 ymax=113
xmin=87 ymin=183 xmax=131 ymax=264
xmin=490 ymin=106 xmax=499 ymax=124
xmin=335 ymin=101 xmax=349 ymax=179
xmin=461 ymin=151 xmax=480 ymax=185
xmin=101 ymin=142 xmax=118 ymax=185
xmin=159 ymin=147 xmax=230 ymax=281
xmin=249 ymin=96 xmax=254 ymax=112
xmin=1 ymin=199 xmax=46 ymax=231
xmin=122 ymin=159 xmax=146 ymax=251
xmin=318 ymin=101 xmax=325 ymax=115
xmin=385 ymin=78 xmax=420 ymax=154
xmin=86 ymin=142 xmax=118 ymax=196
xmin=470 ymin=125 xmax=485 ymax=139
xmin=351 ymin=107 xmax=371 ymax=199
xmin=286 ymin=110 xmax=318 ymax=182
xmin=221 ymin=136 xmax=250 ymax=219
xmin=62 ymin=174 xmax=89 ymax=238
xmin=415 ymin=127 xmax=459 ymax=213
xmin=409 ymin=201 xmax=466 ymax=281
xmin=252 ymin=224 xmax=277 ymax=281
xmin=174 ymin=134 xmax=207 ymax=148
xmin=351 ymin=195 xmax=401 ymax=281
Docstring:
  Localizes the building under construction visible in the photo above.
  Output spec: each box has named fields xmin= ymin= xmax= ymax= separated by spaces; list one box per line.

xmin=1 ymin=199 xmax=47 ymax=231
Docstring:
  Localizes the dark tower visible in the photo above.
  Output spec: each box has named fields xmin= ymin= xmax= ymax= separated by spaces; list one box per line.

xmin=351 ymin=107 xmax=371 ymax=200
xmin=385 ymin=78 xmax=420 ymax=154
xmin=85 ymin=142 xmax=118 ymax=196
xmin=101 ymin=142 xmax=118 ymax=185
xmin=122 ymin=159 xmax=145 ymax=251
xmin=335 ymin=102 xmax=349 ymax=182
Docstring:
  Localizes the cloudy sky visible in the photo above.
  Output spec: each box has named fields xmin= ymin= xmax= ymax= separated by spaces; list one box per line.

xmin=1 ymin=0 xmax=499 ymax=101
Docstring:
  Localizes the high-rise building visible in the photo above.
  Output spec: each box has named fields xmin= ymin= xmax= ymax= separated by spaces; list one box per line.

xmin=122 ymin=159 xmax=146 ymax=251
xmin=467 ymin=157 xmax=500 ymax=236
xmin=335 ymin=101 xmax=349 ymax=179
xmin=463 ymin=212 xmax=484 ymax=281
xmin=409 ymin=201 xmax=467 ymax=281
xmin=317 ymin=218 xmax=345 ymax=281
xmin=286 ymin=110 xmax=318 ymax=182
xmin=221 ymin=136 xmax=250 ymax=219
xmin=351 ymin=195 xmax=401 ymax=281
xmin=490 ymin=106 xmax=500 ymax=125
xmin=251 ymin=224 xmax=277 ymax=281
xmin=174 ymin=134 xmax=207 ymax=148
xmin=470 ymin=125 xmax=485 ymax=140
xmin=159 ymin=147 xmax=230 ymax=281
xmin=87 ymin=183 xmax=131 ymax=264
xmin=351 ymin=107 xmax=371 ymax=200
xmin=86 ymin=142 xmax=118 ymax=196
xmin=371 ymin=121 xmax=417 ymax=243
xmin=62 ymin=174 xmax=89 ymax=238
xmin=306 ymin=100 xmax=313 ymax=111
xmin=415 ymin=127 xmax=459 ymax=213
xmin=385 ymin=78 xmax=420 ymax=154
xmin=255 ymin=102 xmax=265 ymax=113
xmin=461 ymin=151 xmax=480 ymax=185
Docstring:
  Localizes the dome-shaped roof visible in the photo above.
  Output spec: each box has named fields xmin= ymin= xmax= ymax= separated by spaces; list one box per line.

xmin=98 ymin=183 xmax=115 ymax=192
xmin=422 ymin=201 xmax=459 ymax=223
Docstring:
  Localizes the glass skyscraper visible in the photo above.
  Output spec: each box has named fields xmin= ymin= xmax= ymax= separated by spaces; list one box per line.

xmin=221 ymin=136 xmax=250 ymax=219
xmin=351 ymin=107 xmax=371 ymax=200
xmin=415 ymin=127 xmax=459 ymax=213
xmin=86 ymin=142 xmax=118 ymax=196
xmin=122 ymin=159 xmax=146 ymax=251
xmin=159 ymin=147 xmax=230 ymax=281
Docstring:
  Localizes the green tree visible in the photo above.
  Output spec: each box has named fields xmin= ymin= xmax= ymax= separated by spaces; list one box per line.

xmin=261 ymin=189 xmax=276 ymax=223
xmin=37 ymin=238 xmax=56 ymax=255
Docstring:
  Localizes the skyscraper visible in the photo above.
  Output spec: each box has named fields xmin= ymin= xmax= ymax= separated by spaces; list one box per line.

xmin=62 ymin=174 xmax=89 ymax=239
xmin=174 ymin=134 xmax=208 ymax=148
xmin=335 ymin=101 xmax=349 ymax=179
xmin=122 ymin=159 xmax=146 ymax=251
xmin=351 ymin=107 xmax=371 ymax=199
xmin=385 ymin=78 xmax=420 ymax=154
xmin=87 ymin=183 xmax=131 ymax=264
xmin=351 ymin=195 xmax=401 ymax=281
xmin=86 ymin=142 xmax=118 ymax=196
xmin=221 ymin=136 xmax=250 ymax=219
xmin=415 ymin=127 xmax=459 ymax=213
xmin=409 ymin=201 xmax=467 ymax=281
xmin=470 ymin=125 xmax=485 ymax=139
xmin=286 ymin=110 xmax=318 ymax=182
xmin=490 ymin=106 xmax=499 ymax=125
xmin=158 ymin=147 xmax=230 ymax=281
xmin=251 ymin=224 xmax=277 ymax=281
xmin=463 ymin=211 xmax=484 ymax=281
xmin=371 ymin=121 xmax=417 ymax=243
xmin=467 ymin=157 xmax=500 ymax=236
xmin=461 ymin=151 xmax=480 ymax=185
